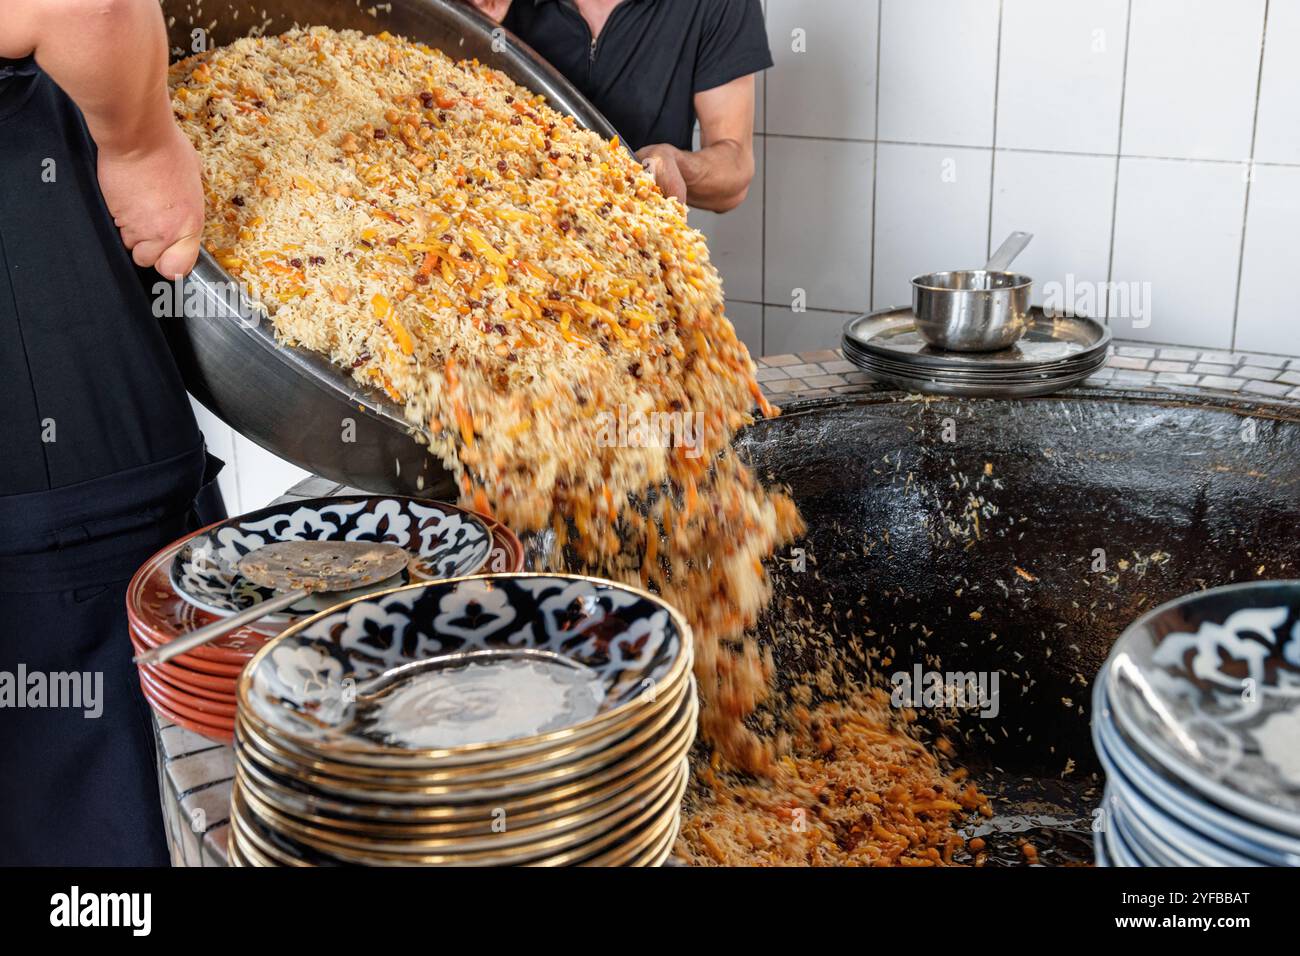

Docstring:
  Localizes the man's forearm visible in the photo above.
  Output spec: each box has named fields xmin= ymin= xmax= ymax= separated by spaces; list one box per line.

xmin=676 ymin=140 xmax=754 ymax=214
xmin=2 ymin=0 xmax=175 ymax=156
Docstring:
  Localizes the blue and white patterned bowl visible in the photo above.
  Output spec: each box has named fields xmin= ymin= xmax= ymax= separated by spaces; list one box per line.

xmin=1092 ymin=661 xmax=1300 ymax=866
xmin=171 ymin=496 xmax=493 ymax=623
xmin=1101 ymin=580 xmax=1300 ymax=836
xmin=237 ymin=574 xmax=693 ymax=761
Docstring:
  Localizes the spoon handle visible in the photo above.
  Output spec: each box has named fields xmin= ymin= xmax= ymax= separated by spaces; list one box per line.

xmin=984 ymin=231 xmax=1033 ymax=273
xmin=134 ymin=588 xmax=308 ymax=666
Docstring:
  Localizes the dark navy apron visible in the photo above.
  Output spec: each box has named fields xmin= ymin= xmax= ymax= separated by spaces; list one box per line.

xmin=0 ymin=57 xmax=226 ymax=865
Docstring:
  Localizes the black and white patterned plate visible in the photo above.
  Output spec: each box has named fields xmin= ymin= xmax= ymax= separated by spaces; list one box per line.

xmin=1103 ymin=580 xmax=1300 ymax=834
xmin=171 ymin=497 xmax=492 ymax=623
xmin=240 ymin=574 xmax=690 ymax=755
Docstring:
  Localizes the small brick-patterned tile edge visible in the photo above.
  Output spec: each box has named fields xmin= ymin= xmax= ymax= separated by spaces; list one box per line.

xmin=756 ymin=347 xmax=1300 ymax=408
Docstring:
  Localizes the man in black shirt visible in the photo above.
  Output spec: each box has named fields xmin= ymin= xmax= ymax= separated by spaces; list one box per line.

xmin=0 ymin=0 xmax=223 ymax=864
xmin=466 ymin=0 xmax=771 ymax=213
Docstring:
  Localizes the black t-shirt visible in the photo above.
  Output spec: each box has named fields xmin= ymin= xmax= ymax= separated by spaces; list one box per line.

xmin=504 ymin=0 xmax=772 ymax=151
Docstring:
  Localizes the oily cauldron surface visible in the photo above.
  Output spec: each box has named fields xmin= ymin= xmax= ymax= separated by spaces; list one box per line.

xmin=157 ymin=0 xmax=617 ymax=497
xmin=735 ymin=392 xmax=1300 ymax=861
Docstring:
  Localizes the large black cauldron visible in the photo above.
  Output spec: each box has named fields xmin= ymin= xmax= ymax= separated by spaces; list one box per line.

xmin=737 ymin=391 xmax=1300 ymax=863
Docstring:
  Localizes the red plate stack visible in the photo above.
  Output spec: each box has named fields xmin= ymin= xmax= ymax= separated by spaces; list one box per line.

xmin=126 ymin=511 xmax=526 ymax=743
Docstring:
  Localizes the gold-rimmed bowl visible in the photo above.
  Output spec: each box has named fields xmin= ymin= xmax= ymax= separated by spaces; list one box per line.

xmin=230 ymin=574 xmax=698 ymax=866
xmin=232 ymin=691 xmax=694 ymax=834
xmin=234 ymin=748 xmax=689 ymax=865
xmin=235 ymin=665 xmax=691 ymax=791
xmin=232 ymin=753 xmax=691 ymax=867
xmin=228 ymin=764 xmax=690 ymax=868
xmin=237 ymin=652 xmax=691 ymax=781
xmin=232 ymin=691 xmax=695 ymax=845
xmin=237 ymin=573 xmax=694 ymax=766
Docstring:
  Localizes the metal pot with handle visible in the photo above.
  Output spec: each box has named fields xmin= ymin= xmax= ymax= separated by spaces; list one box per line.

xmin=911 ymin=231 xmax=1034 ymax=352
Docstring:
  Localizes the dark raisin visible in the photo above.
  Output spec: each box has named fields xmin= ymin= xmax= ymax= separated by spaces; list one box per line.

xmin=439 ymin=112 xmax=448 ymax=123
xmin=459 ymin=250 xmax=473 ymax=262
xmin=505 ymin=95 xmax=514 ymax=104
xmin=510 ymin=116 xmax=522 ymax=126
xmin=231 ymin=195 xmax=245 ymax=207
xmin=628 ymin=362 xmax=642 ymax=378
xmin=494 ymin=324 xmax=507 ymax=335
xmin=289 ymin=257 xmax=303 ymax=268
xmin=386 ymin=238 xmax=399 ymax=247
xmin=418 ymin=91 xmax=434 ymax=107
xmin=440 ymin=233 xmax=454 ymax=243
xmin=497 ymin=160 xmax=508 ymax=173
xmin=414 ymin=274 xmax=429 ymax=285
xmin=351 ymin=352 xmax=371 ymax=368
xmin=309 ymin=255 xmax=325 ymax=266
xmin=835 ymin=831 xmax=860 ymax=853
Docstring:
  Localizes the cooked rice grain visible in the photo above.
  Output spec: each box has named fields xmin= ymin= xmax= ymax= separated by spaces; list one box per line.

xmin=171 ymin=27 xmax=802 ymax=771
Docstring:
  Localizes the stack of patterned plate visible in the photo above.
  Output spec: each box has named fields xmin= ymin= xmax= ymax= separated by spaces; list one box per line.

xmin=128 ymin=496 xmax=517 ymax=742
xmin=1092 ymin=581 xmax=1300 ymax=867
xmin=228 ymin=574 xmax=696 ymax=866
xmin=842 ymin=307 xmax=1110 ymax=397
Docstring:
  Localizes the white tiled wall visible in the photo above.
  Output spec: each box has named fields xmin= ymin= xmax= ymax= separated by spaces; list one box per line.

xmin=190 ymin=396 xmax=308 ymax=515
xmin=695 ymin=0 xmax=1300 ymax=359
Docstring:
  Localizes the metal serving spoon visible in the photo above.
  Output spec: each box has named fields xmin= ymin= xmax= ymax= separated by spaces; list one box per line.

xmin=134 ymin=541 xmax=410 ymax=666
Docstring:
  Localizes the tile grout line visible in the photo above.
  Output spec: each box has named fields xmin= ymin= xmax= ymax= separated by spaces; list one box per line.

xmin=986 ymin=0 xmax=1005 ymax=260
xmin=868 ymin=0 xmax=883 ymax=312
xmin=1231 ymin=0 xmax=1271 ymax=352
xmin=752 ymin=133 xmax=1300 ymax=169
xmin=1104 ymin=0 xmax=1135 ymax=330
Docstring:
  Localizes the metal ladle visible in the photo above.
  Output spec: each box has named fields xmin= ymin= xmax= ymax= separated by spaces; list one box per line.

xmin=134 ymin=541 xmax=411 ymax=666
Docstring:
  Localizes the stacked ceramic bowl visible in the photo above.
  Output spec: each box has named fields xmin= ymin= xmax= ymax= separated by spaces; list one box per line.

xmin=128 ymin=496 xmax=521 ymax=742
xmin=1093 ymin=581 xmax=1300 ymax=867
xmin=227 ymin=574 xmax=696 ymax=866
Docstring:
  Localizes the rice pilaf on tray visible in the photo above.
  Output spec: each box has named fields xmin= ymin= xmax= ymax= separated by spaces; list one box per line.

xmin=170 ymin=27 xmax=803 ymax=773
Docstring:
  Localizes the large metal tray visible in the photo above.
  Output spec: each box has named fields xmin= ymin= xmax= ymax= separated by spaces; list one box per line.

xmin=159 ymin=0 xmax=618 ymax=496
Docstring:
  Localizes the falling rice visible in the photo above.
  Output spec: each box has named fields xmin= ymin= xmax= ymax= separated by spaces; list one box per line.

xmin=170 ymin=27 xmax=803 ymax=772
